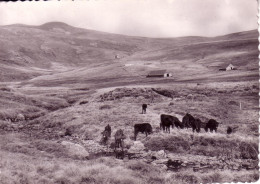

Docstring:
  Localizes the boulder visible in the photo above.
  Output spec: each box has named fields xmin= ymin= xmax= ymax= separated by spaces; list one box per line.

xmin=61 ymin=141 xmax=89 ymax=159
xmin=128 ymin=141 xmax=145 ymax=153
xmin=16 ymin=113 xmax=25 ymax=121
xmin=153 ymin=150 xmax=167 ymax=159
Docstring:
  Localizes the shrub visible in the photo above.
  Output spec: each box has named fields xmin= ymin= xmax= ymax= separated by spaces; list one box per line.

xmin=239 ymin=141 xmax=258 ymax=160
xmin=99 ymin=105 xmax=112 ymax=110
xmin=144 ymin=136 xmax=190 ymax=153
xmin=127 ymin=161 xmax=152 ymax=174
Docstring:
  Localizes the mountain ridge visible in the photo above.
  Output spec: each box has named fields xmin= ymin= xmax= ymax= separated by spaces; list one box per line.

xmin=0 ymin=22 xmax=258 ymax=83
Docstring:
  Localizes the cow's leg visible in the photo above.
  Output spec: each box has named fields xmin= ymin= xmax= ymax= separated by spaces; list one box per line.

xmin=192 ymin=127 xmax=195 ymax=132
xmin=134 ymin=132 xmax=138 ymax=141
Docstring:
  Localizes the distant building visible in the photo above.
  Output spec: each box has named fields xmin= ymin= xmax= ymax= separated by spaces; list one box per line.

xmin=226 ymin=64 xmax=236 ymax=70
xmin=147 ymin=70 xmax=172 ymax=78
xmin=219 ymin=64 xmax=236 ymax=71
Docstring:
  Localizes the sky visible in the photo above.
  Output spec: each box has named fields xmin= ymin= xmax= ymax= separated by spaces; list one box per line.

xmin=0 ymin=0 xmax=258 ymax=37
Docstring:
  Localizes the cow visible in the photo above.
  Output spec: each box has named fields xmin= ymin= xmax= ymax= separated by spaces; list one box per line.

xmin=193 ymin=118 xmax=202 ymax=133
xmin=142 ymin=104 xmax=148 ymax=114
xmin=134 ymin=123 xmax=152 ymax=140
xmin=160 ymin=114 xmax=183 ymax=133
xmin=182 ymin=113 xmax=201 ymax=132
xmin=182 ymin=113 xmax=195 ymax=129
xmin=173 ymin=117 xmax=184 ymax=129
xmin=205 ymin=119 xmax=219 ymax=132
xmin=160 ymin=114 xmax=174 ymax=133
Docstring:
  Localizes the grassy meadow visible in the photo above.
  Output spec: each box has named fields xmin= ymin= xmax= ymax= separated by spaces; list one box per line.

xmin=0 ymin=23 xmax=259 ymax=183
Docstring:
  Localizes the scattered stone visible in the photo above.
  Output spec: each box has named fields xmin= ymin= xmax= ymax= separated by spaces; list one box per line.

xmin=128 ymin=141 xmax=145 ymax=153
xmin=153 ymin=150 xmax=167 ymax=159
xmin=16 ymin=113 xmax=25 ymax=121
xmin=61 ymin=141 xmax=89 ymax=159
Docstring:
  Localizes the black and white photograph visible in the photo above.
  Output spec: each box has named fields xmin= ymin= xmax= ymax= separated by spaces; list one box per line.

xmin=0 ymin=0 xmax=259 ymax=183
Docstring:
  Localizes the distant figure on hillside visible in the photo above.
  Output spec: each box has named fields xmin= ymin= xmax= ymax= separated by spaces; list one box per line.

xmin=142 ymin=104 xmax=148 ymax=114
xmin=227 ymin=126 xmax=232 ymax=134
xmin=114 ymin=129 xmax=126 ymax=151
xmin=100 ymin=124 xmax=112 ymax=151
xmin=104 ymin=124 xmax=111 ymax=137
xmin=227 ymin=126 xmax=238 ymax=135
xmin=114 ymin=129 xmax=126 ymax=159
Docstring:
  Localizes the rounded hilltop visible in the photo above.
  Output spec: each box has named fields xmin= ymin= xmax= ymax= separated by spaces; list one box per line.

xmin=38 ymin=21 xmax=77 ymax=31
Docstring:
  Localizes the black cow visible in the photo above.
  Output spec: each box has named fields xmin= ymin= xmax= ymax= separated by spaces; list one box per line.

xmin=134 ymin=123 xmax=152 ymax=140
xmin=205 ymin=119 xmax=219 ymax=132
xmin=173 ymin=117 xmax=184 ymax=129
xmin=160 ymin=114 xmax=174 ymax=133
xmin=193 ymin=118 xmax=202 ymax=133
xmin=160 ymin=114 xmax=183 ymax=133
xmin=142 ymin=104 xmax=148 ymax=114
xmin=182 ymin=113 xmax=201 ymax=133
xmin=182 ymin=113 xmax=195 ymax=129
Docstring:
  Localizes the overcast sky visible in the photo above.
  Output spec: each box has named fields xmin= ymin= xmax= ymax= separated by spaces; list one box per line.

xmin=0 ymin=0 xmax=258 ymax=37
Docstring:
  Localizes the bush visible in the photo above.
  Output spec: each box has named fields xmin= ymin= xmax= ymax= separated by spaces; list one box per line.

xmin=144 ymin=136 xmax=190 ymax=153
xmin=239 ymin=141 xmax=258 ymax=160
xmin=99 ymin=105 xmax=112 ymax=110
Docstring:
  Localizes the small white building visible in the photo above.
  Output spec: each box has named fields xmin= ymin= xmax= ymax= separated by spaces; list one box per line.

xmin=164 ymin=73 xmax=173 ymax=77
xmin=226 ymin=64 xmax=235 ymax=71
xmin=147 ymin=70 xmax=172 ymax=78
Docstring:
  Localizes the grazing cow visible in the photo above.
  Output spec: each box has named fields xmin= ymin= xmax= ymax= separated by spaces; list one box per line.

xmin=205 ymin=119 xmax=219 ymax=132
xmin=142 ymin=104 xmax=148 ymax=114
xmin=182 ymin=113 xmax=195 ymax=129
xmin=160 ymin=114 xmax=174 ymax=133
xmin=172 ymin=117 xmax=184 ymax=129
xmin=193 ymin=118 xmax=202 ymax=133
xmin=134 ymin=123 xmax=152 ymax=140
xmin=160 ymin=114 xmax=183 ymax=133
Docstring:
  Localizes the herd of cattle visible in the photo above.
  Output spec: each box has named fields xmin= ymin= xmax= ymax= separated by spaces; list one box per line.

xmin=100 ymin=111 xmax=222 ymax=154
xmin=134 ymin=113 xmax=219 ymax=140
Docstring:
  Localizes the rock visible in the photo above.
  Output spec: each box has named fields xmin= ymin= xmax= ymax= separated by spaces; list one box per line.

xmin=153 ymin=159 xmax=168 ymax=164
xmin=161 ymin=165 xmax=168 ymax=171
xmin=124 ymin=139 xmax=134 ymax=149
xmin=61 ymin=141 xmax=89 ymax=159
xmin=16 ymin=113 xmax=25 ymax=121
xmin=153 ymin=150 xmax=167 ymax=159
xmin=128 ymin=141 xmax=145 ymax=153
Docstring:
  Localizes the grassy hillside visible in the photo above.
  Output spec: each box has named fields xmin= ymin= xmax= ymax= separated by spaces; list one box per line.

xmin=0 ymin=22 xmax=258 ymax=183
xmin=0 ymin=22 xmax=258 ymax=83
